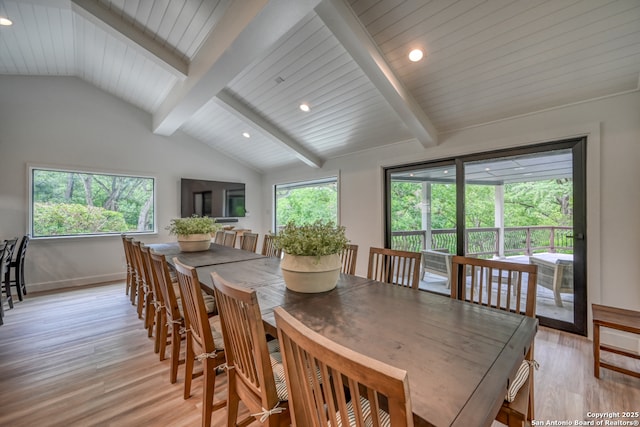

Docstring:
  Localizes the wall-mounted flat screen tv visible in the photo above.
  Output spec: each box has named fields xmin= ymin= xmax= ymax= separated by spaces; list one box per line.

xmin=181 ymin=178 xmax=246 ymax=218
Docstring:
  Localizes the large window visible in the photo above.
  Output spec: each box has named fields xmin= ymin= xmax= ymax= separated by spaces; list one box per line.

xmin=274 ymin=177 xmax=338 ymax=231
xmin=29 ymin=167 xmax=155 ymax=238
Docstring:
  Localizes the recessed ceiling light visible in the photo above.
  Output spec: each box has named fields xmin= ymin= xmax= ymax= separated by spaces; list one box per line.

xmin=408 ymin=49 xmax=423 ymax=62
xmin=242 ymin=132 xmax=251 ymax=138
xmin=0 ymin=17 xmax=13 ymax=26
xmin=299 ymin=103 xmax=310 ymax=112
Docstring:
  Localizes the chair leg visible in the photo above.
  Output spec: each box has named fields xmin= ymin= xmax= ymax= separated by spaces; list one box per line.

xmin=153 ymin=308 xmax=163 ymax=353
xmin=3 ymin=271 xmax=13 ymax=309
xmin=202 ymin=361 xmax=215 ymax=427
xmin=0 ymin=291 xmax=4 ymax=325
xmin=169 ymin=324 xmax=182 ymax=384
xmin=14 ymin=268 xmax=24 ymax=301
xmin=170 ymin=324 xmax=182 ymax=384
xmin=226 ymin=369 xmax=240 ymax=427
xmin=145 ymin=294 xmax=155 ymax=338
xmin=136 ymin=283 xmax=145 ymax=319
xmin=184 ymin=337 xmax=195 ymax=399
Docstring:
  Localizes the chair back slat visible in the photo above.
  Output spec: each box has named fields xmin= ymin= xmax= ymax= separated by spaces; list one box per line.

xmin=275 ymin=307 xmax=414 ymax=427
xmin=214 ymin=230 xmax=225 ymax=245
xmin=451 ymin=256 xmax=537 ymax=316
xmin=261 ymin=234 xmax=282 ymax=258
xmin=240 ymin=232 xmax=258 ymax=253
xmin=173 ymin=259 xmax=214 ymax=353
xmin=340 ymin=244 xmax=358 ymax=275
xmin=223 ymin=231 xmax=237 ymax=247
xmin=150 ymin=251 xmax=180 ymax=322
xmin=367 ymin=247 xmax=421 ymax=289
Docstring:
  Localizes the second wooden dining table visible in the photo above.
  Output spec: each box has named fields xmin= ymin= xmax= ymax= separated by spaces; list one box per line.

xmin=149 ymin=242 xmax=538 ymax=427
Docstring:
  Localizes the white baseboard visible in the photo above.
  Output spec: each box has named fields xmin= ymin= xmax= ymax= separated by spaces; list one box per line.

xmin=28 ymin=273 xmax=126 ymax=293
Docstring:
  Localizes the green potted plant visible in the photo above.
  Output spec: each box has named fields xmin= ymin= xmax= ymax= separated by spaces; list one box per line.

xmin=274 ymin=220 xmax=349 ymax=293
xmin=166 ymin=215 xmax=220 ymax=252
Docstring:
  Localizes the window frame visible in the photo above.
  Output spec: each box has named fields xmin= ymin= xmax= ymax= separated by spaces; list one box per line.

xmin=28 ymin=165 xmax=157 ymax=239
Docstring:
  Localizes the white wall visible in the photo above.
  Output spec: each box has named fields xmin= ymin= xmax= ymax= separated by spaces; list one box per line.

xmin=0 ymin=76 xmax=264 ymax=292
xmin=263 ymin=91 xmax=640 ymax=345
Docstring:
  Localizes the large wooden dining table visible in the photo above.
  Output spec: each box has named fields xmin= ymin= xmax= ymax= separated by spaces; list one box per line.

xmin=150 ymin=243 xmax=538 ymax=427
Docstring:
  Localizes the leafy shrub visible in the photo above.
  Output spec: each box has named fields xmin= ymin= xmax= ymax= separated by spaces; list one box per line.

xmin=274 ymin=220 xmax=348 ymax=256
xmin=165 ymin=215 xmax=219 ymax=236
xmin=33 ymin=203 xmax=128 ymax=236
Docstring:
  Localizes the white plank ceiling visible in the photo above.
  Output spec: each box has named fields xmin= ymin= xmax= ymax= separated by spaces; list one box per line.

xmin=1 ymin=0 xmax=639 ymax=173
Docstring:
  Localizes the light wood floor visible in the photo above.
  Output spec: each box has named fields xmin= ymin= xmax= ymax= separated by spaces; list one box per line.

xmin=1 ymin=282 xmax=638 ymax=427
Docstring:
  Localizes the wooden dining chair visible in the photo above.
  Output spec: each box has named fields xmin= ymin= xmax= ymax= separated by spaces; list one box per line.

xmin=211 ymin=272 xmax=290 ymax=427
xmin=131 ymin=241 xmax=154 ymax=331
xmin=140 ymin=245 xmax=165 ymax=351
xmin=274 ymin=306 xmax=413 ymax=427
xmin=261 ymin=234 xmax=282 ymax=258
xmin=450 ymin=255 xmax=538 ymax=427
xmin=340 ymin=243 xmax=358 ymax=275
xmin=222 ymin=230 xmax=237 ymax=247
xmin=173 ymin=259 xmax=226 ymax=427
xmin=240 ymin=232 xmax=259 ymax=253
xmin=7 ymin=234 xmax=29 ymax=301
xmin=149 ymin=251 xmax=218 ymax=383
xmin=129 ymin=240 xmax=147 ymax=318
xmin=214 ymin=230 xmax=225 ymax=245
xmin=121 ymin=235 xmax=136 ymax=299
xmin=367 ymin=247 xmax=421 ymax=289
xmin=149 ymin=250 xmax=183 ymax=382
xmin=0 ymin=241 xmax=7 ymax=324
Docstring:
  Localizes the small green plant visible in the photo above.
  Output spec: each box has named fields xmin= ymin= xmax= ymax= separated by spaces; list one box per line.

xmin=274 ymin=220 xmax=348 ymax=257
xmin=165 ymin=215 xmax=219 ymax=236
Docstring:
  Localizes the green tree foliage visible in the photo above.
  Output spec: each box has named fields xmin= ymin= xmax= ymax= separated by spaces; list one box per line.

xmin=390 ymin=179 xmax=573 ymax=231
xmin=276 ymin=184 xmax=337 ymax=227
xmin=32 ymin=169 xmax=154 ymax=235
xmin=33 ymin=203 xmax=128 ymax=236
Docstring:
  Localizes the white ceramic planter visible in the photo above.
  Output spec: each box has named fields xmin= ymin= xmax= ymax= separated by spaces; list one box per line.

xmin=177 ymin=233 xmax=212 ymax=252
xmin=280 ymin=253 xmax=341 ymax=293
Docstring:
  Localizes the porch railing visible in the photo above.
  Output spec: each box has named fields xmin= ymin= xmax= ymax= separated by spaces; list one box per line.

xmin=392 ymin=226 xmax=573 ymax=256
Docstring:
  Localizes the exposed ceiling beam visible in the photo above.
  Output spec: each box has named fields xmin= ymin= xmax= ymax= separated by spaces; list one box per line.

xmin=315 ymin=0 xmax=438 ymax=148
xmin=70 ymin=0 xmax=187 ymax=78
xmin=152 ymin=0 xmax=322 ymax=137
xmin=216 ymin=90 xmax=323 ymax=168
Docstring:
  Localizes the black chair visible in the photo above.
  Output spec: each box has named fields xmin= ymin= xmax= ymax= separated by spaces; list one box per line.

xmin=0 ymin=241 xmax=6 ymax=325
xmin=1 ymin=238 xmax=18 ymax=310
xmin=8 ymin=235 xmax=30 ymax=301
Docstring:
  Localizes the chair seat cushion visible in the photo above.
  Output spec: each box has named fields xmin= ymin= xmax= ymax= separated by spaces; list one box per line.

xmin=177 ymin=294 xmax=216 ymax=318
xmin=207 ymin=315 xmax=225 ymax=350
xmin=505 ymin=359 xmax=530 ymax=402
xmin=333 ymin=395 xmax=391 ymax=427
xmin=267 ymin=339 xmax=289 ymax=402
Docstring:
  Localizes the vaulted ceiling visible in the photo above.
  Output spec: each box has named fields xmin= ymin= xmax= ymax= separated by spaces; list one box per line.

xmin=1 ymin=0 xmax=639 ymax=173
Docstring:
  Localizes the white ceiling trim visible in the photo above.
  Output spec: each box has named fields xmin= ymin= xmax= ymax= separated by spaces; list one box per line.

xmin=216 ymin=90 xmax=323 ymax=168
xmin=315 ymin=0 xmax=438 ymax=148
xmin=70 ymin=0 xmax=188 ymax=78
xmin=152 ymin=0 xmax=322 ymax=137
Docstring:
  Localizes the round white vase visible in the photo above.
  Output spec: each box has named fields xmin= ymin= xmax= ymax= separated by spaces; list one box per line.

xmin=177 ymin=233 xmax=212 ymax=252
xmin=280 ymin=253 xmax=341 ymax=293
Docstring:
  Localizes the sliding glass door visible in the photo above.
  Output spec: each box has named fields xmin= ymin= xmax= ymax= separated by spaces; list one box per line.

xmin=385 ymin=138 xmax=587 ymax=335
xmin=388 ymin=161 xmax=456 ymax=295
